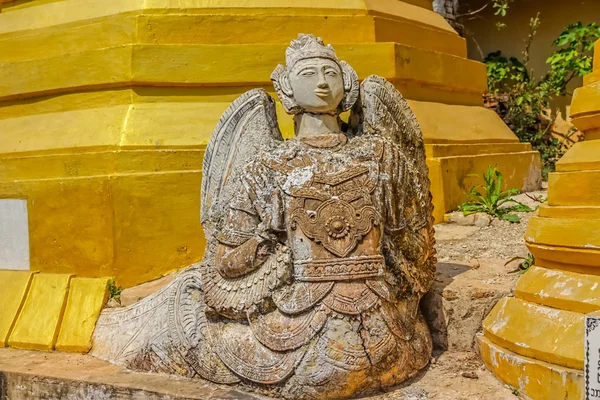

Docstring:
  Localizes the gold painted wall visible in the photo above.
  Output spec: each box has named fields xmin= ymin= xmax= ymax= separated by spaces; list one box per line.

xmin=0 ymin=0 xmax=540 ymax=287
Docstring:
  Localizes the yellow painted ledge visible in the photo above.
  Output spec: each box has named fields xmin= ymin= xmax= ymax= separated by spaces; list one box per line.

xmin=526 ymin=243 xmax=600 ymax=273
xmin=478 ymin=334 xmax=584 ymax=400
xmin=547 ymin=171 xmax=600 ymax=207
xmin=56 ymin=277 xmax=109 ymax=352
xmin=482 ymin=297 xmax=584 ymax=370
xmin=429 ymin=150 xmax=541 ymax=222
xmin=537 ymin=204 xmax=600 ymax=220
xmin=0 ymin=0 xmax=454 ymax=35
xmin=526 ymin=216 xmax=600 ymax=249
xmin=515 ymin=266 xmax=600 ymax=314
xmin=0 ymin=270 xmax=35 ymax=347
xmin=555 ymin=140 xmax=600 ymax=172
xmin=0 ymin=14 xmax=466 ymax=63
xmin=0 ymin=100 xmax=520 ymax=154
xmin=8 ymin=273 xmax=72 ymax=351
xmin=0 ymin=43 xmax=486 ymax=102
xmin=2 ymin=272 xmax=110 ymax=353
xmin=571 ymin=81 xmax=600 ymax=117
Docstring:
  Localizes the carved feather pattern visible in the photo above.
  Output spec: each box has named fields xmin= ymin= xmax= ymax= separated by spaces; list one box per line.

xmin=201 ymin=89 xmax=283 ymax=225
xmin=166 ymin=268 xmax=240 ymax=384
xmin=201 ymin=245 xmax=292 ymax=318
xmin=248 ymin=306 xmax=328 ymax=352
xmin=209 ymin=318 xmax=300 ymax=384
xmin=357 ymin=75 xmax=436 ymax=295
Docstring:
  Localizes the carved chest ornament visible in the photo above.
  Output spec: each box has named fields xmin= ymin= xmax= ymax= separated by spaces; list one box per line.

xmin=287 ymin=163 xmax=385 ymax=282
xmin=291 ymin=196 xmax=378 ymax=256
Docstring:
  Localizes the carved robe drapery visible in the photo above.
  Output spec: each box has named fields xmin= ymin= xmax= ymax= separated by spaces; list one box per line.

xmin=199 ymin=133 xmax=433 ymax=397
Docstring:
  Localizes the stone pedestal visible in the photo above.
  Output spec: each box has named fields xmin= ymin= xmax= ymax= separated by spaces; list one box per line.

xmin=478 ymin=39 xmax=600 ymax=399
xmin=0 ymin=0 xmax=540 ymax=287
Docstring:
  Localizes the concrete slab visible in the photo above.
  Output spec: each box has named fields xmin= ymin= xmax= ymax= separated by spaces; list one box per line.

xmin=0 ymin=348 xmax=265 ymax=400
xmin=0 ymin=270 xmax=34 ymax=347
xmin=0 ymin=347 xmax=517 ymax=400
xmin=55 ymin=277 xmax=109 ymax=353
xmin=8 ymin=273 xmax=72 ymax=351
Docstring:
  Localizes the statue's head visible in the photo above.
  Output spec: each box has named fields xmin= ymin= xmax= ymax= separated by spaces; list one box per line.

xmin=271 ymin=34 xmax=359 ymax=115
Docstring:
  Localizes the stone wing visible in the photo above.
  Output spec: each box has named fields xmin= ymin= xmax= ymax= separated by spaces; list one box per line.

xmin=357 ymin=75 xmax=436 ymax=294
xmin=358 ymin=75 xmax=425 ymax=167
xmin=202 ymin=245 xmax=292 ymax=318
xmin=201 ymin=89 xmax=283 ymax=228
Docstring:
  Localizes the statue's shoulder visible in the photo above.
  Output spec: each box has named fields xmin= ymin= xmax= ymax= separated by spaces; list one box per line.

xmin=346 ymin=134 xmax=396 ymax=159
xmin=241 ymin=139 xmax=301 ymax=176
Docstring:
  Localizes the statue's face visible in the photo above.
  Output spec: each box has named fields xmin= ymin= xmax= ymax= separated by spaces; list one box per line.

xmin=288 ymin=58 xmax=344 ymax=114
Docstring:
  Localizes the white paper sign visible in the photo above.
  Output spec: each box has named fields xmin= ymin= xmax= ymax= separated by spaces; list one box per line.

xmin=0 ymin=199 xmax=30 ymax=270
xmin=586 ymin=312 xmax=600 ymax=399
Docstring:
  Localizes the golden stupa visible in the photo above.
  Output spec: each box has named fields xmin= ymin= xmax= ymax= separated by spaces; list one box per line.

xmin=479 ymin=39 xmax=600 ymax=399
xmin=0 ymin=0 xmax=540 ymax=287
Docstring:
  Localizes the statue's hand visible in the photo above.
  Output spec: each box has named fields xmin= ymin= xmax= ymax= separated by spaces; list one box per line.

xmin=256 ymin=188 xmax=284 ymax=242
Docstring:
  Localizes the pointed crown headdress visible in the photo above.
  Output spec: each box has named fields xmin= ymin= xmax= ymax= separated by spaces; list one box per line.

xmin=285 ymin=34 xmax=339 ymax=69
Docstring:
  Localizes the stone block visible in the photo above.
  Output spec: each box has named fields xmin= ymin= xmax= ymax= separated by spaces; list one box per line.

xmin=421 ymin=259 xmax=518 ymax=352
xmin=446 ymin=212 xmax=492 ymax=227
xmin=0 ymin=271 xmax=35 ymax=347
xmin=8 ymin=273 xmax=72 ymax=351
xmin=55 ymin=277 xmax=109 ymax=353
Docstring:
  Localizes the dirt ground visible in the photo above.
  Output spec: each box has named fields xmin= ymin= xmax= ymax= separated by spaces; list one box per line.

xmin=375 ymin=351 xmax=518 ymax=400
xmin=373 ymin=190 xmax=549 ymax=400
xmin=435 ymin=190 xmax=547 ymax=262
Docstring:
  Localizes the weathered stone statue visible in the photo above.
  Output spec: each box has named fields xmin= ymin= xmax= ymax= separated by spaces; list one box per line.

xmin=92 ymin=34 xmax=436 ymax=400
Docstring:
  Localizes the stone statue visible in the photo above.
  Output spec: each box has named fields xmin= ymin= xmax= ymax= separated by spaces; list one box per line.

xmin=92 ymin=34 xmax=436 ymax=400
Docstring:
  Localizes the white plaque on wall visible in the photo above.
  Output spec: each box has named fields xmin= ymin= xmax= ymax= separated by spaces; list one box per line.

xmin=0 ymin=199 xmax=30 ymax=270
xmin=586 ymin=311 xmax=600 ymax=399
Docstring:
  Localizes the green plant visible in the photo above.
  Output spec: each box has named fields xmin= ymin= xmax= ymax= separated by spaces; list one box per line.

xmin=458 ymin=166 xmax=534 ymax=223
xmin=546 ymin=22 xmax=600 ymax=96
xmin=512 ymin=387 xmax=520 ymax=396
xmin=484 ymin=51 xmax=528 ymax=93
xmin=484 ymin=15 xmax=597 ymax=179
xmin=107 ymin=279 xmax=123 ymax=304
xmin=525 ymin=193 xmax=546 ymax=203
xmin=506 ymin=253 xmax=535 ymax=274
xmin=492 ymin=0 xmax=513 ymax=16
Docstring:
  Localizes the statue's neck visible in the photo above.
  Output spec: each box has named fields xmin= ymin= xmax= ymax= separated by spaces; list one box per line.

xmin=294 ymin=113 xmax=341 ymax=138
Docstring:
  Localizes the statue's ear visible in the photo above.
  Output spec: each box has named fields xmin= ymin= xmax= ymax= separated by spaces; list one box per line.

xmin=339 ymin=61 xmax=360 ymax=113
xmin=279 ymin=70 xmax=293 ymax=97
xmin=271 ymin=64 xmax=302 ymax=115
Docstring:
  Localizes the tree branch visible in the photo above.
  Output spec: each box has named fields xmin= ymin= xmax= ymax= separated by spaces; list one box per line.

xmin=457 ymin=2 xmax=491 ymax=18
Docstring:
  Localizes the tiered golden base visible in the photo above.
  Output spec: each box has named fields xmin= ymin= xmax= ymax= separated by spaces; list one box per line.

xmin=481 ymin=39 xmax=600 ymax=399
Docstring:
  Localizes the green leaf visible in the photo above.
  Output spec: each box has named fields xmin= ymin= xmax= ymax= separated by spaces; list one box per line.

xmin=501 ymin=213 xmax=521 ymax=223
xmin=509 ymin=203 xmax=536 ymax=213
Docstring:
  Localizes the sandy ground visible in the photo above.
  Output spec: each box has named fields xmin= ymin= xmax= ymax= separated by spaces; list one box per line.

xmin=374 ymin=190 xmax=549 ymax=400
xmin=435 ymin=190 xmax=547 ymax=262
xmin=375 ymin=351 xmax=518 ymax=400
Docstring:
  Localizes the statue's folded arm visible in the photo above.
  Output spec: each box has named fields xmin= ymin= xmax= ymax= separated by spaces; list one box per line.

xmin=214 ymin=179 xmax=281 ymax=279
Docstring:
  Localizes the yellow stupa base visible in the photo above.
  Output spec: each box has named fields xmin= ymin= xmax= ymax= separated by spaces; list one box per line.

xmin=481 ymin=40 xmax=600 ymax=400
xmin=0 ymin=270 xmax=108 ymax=353
xmin=0 ymin=0 xmax=540 ymax=287
xmin=478 ymin=335 xmax=583 ymax=399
